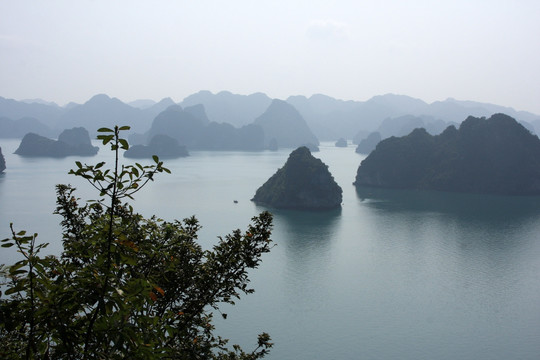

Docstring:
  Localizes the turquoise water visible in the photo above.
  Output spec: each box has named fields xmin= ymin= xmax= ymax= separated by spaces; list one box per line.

xmin=1 ymin=139 xmax=540 ymax=359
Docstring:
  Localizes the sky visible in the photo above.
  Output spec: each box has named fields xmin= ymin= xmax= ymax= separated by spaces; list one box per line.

xmin=1 ymin=0 xmax=539 ymax=113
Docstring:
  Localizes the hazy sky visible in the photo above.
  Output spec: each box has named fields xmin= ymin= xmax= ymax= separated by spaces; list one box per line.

xmin=1 ymin=0 xmax=539 ymax=113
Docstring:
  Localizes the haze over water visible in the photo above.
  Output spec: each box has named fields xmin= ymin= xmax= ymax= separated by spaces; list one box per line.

xmin=1 ymin=139 xmax=540 ymax=359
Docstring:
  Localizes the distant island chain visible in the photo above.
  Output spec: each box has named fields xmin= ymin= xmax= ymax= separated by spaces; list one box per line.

xmin=2 ymin=91 xmax=540 ymax=201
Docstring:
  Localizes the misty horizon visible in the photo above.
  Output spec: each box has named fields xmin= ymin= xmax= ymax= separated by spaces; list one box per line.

xmin=1 ymin=1 xmax=539 ymax=114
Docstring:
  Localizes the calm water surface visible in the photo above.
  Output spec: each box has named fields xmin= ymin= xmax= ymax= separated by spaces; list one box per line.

xmin=1 ymin=139 xmax=539 ymax=360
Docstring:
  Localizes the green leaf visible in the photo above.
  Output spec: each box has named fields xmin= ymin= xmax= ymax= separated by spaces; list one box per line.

xmin=98 ymin=134 xmax=114 ymax=145
xmin=119 ymin=139 xmax=129 ymax=150
xmin=152 ymin=155 xmax=159 ymax=163
xmin=118 ymin=125 xmax=131 ymax=131
xmin=97 ymin=127 xmax=114 ymax=133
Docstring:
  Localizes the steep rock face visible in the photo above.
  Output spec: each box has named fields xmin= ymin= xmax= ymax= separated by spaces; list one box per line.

xmin=354 ymin=113 xmax=540 ymax=195
xmin=252 ymin=146 xmax=342 ymax=209
xmin=0 ymin=146 xmax=5 ymax=172
xmin=254 ymin=99 xmax=319 ymax=149
xmin=356 ymin=132 xmax=381 ymax=154
xmin=124 ymin=134 xmax=188 ymax=159
xmin=15 ymin=128 xmax=98 ymax=157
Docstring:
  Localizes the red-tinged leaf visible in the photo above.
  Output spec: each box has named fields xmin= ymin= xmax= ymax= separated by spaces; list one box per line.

xmin=154 ymin=286 xmax=165 ymax=296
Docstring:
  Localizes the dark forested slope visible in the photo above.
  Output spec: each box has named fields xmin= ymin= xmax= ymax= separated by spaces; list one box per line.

xmin=354 ymin=113 xmax=540 ymax=195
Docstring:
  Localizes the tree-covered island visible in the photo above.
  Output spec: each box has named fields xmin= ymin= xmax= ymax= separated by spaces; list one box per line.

xmin=252 ymin=146 xmax=342 ymax=210
xmin=354 ymin=113 xmax=540 ymax=195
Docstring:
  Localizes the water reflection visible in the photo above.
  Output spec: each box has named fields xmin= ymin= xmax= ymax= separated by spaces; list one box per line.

xmin=356 ymin=185 xmax=540 ymax=225
xmin=270 ymin=207 xmax=342 ymax=249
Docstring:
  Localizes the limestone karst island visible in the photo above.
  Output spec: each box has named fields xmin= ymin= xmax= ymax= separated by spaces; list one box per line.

xmin=252 ymin=146 xmax=342 ymax=210
xmin=14 ymin=127 xmax=98 ymax=157
xmin=354 ymin=113 xmax=540 ymax=195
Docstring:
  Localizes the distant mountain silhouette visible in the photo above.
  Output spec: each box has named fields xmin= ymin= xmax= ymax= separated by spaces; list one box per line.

xmin=56 ymin=94 xmax=154 ymax=135
xmin=15 ymin=127 xmax=98 ymax=157
xmin=145 ymin=104 xmax=264 ymax=151
xmin=335 ymin=138 xmax=347 ymax=147
xmin=254 ymin=99 xmax=319 ymax=149
xmin=0 ymin=146 xmax=5 ymax=172
xmin=376 ymin=115 xmax=449 ymax=138
xmin=146 ymin=105 xmax=206 ymax=148
xmin=252 ymin=146 xmax=342 ymax=210
xmin=2 ymin=92 xmax=540 ymax=143
xmin=354 ymin=113 xmax=540 ymax=195
xmin=184 ymin=104 xmax=210 ymax=125
xmin=20 ymin=99 xmax=61 ymax=107
xmin=0 ymin=116 xmax=54 ymax=138
xmin=355 ymin=132 xmax=381 ymax=154
xmin=142 ymin=98 xmax=177 ymax=118
xmin=181 ymin=90 xmax=272 ymax=127
xmin=57 ymin=127 xmax=96 ymax=148
xmin=287 ymin=93 xmax=540 ymax=141
xmin=128 ymin=99 xmax=157 ymax=109
xmin=286 ymin=94 xmax=365 ymax=141
xmin=0 ymin=96 xmax=63 ymax=129
xmin=124 ymin=134 xmax=188 ymax=159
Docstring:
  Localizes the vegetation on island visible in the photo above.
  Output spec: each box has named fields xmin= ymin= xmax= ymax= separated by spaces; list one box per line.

xmin=0 ymin=126 xmax=274 ymax=359
xmin=355 ymin=113 xmax=540 ymax=195
xmin=252 ymin=146 xmax=342 ymax=210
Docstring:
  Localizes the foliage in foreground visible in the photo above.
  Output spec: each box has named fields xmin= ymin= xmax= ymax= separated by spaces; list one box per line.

xmin=0 ymin=126 xmax=274 ymax=359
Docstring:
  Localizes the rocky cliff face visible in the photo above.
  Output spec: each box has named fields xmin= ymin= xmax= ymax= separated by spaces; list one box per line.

xmin=354 ymin=113 xmax=540 ymax=195
xmin=252 ymin=146 xmax=342 ymax=210
xmin=0 ymin=146 xmax=5 ymax=172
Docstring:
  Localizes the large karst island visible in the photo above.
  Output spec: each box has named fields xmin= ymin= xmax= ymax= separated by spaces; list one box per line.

xmin=354 ymin=113 xmax=540 ymax=195
xmin=0 ymin=146 xmax=5 ymax=172
xmin=14 ymin=127 xmax=98 ymax=157
xmin=252 ymin=146 xmax=342 ymax=210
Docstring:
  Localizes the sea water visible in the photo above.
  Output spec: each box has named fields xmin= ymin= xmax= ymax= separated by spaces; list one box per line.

xmin=1 ymin=139 xmax=539 ymax=360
